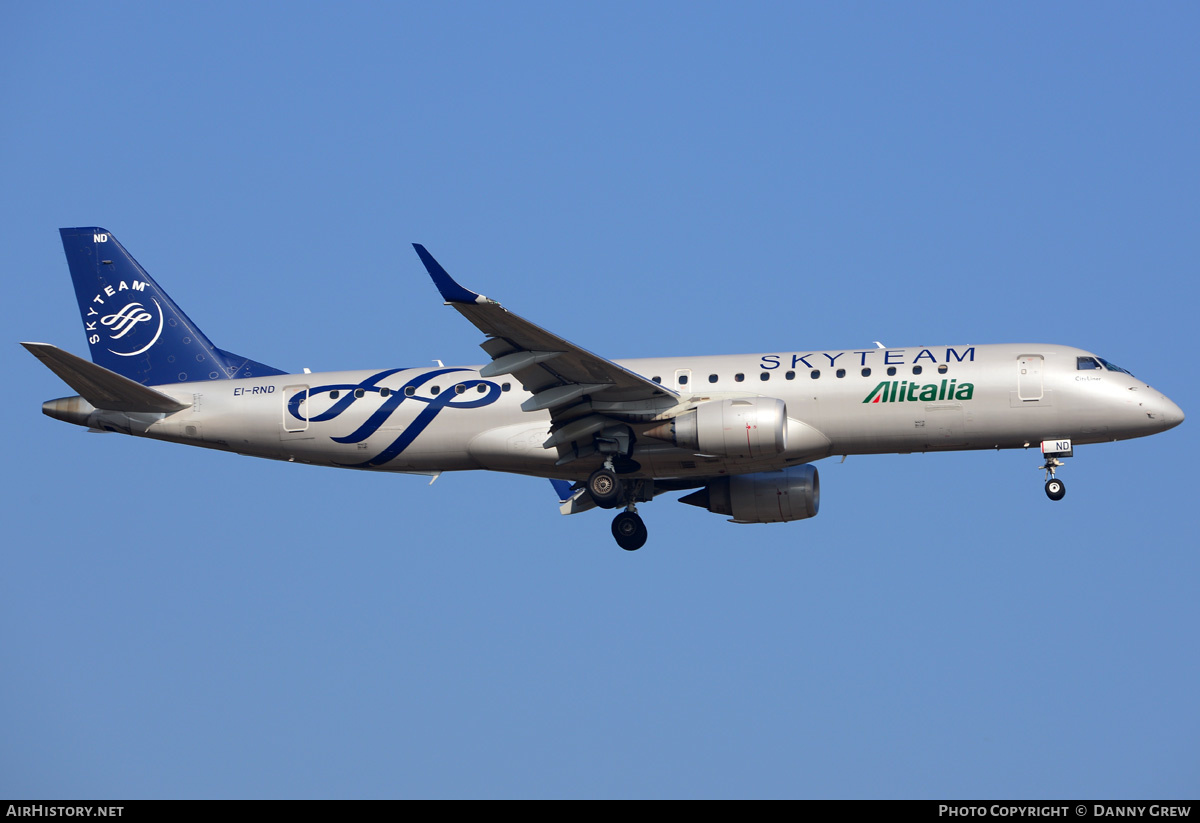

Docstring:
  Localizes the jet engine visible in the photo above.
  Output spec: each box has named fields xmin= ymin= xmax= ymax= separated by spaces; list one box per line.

xmin=644 ymin=397 xmax=787 ymax=459
xmin=679 ymin=465 xmax=820 ymax=524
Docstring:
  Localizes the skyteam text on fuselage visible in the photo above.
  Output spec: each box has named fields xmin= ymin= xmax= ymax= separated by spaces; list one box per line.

xmin=25 ymin=228 xmax=1185 ymax=550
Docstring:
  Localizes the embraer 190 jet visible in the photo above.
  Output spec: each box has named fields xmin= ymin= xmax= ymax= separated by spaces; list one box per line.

xmin=25 ymin=228 xmax=1184 ymax=550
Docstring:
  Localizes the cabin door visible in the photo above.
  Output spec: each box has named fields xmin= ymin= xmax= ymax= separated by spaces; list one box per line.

xmin=1017 ymin=355 xmax=1043 ymax=401
xmin=281 ymin=385 xmax=310 ymax=436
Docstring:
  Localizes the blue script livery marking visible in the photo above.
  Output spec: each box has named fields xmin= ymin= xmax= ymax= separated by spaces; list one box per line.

xmin=287 ymin=368 xmax=502 ymax=467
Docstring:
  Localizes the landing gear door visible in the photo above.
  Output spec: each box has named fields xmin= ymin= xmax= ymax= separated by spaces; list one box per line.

xmin=1017 ymin=355 xmax=1043 ymax=401
xmin=282 ymin=385 xmax=310 ymax=434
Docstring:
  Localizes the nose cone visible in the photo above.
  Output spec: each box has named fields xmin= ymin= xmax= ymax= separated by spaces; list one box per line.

xmin=1140 ymin=386 xmax=1185 ymax=434
xmin=1158 ymin=394 xmax=1185 ymax=431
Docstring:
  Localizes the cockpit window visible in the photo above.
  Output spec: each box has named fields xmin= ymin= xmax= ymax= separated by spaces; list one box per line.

xmin=1097 ymin=357 xmax=1133 ymax=376
xmin=1077 ymin=357 xmax=1102 ymax=370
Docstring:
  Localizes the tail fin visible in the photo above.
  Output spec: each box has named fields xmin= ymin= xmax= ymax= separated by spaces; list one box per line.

xmin=59 ymin=227 xmax=285 ymax=386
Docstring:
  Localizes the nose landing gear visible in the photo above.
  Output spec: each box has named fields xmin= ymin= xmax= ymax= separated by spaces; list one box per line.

xmin=1044 ymin=475 xmax=1066 ymax=501
xmin=1037 ymin=439 xmax=1072 ymax=502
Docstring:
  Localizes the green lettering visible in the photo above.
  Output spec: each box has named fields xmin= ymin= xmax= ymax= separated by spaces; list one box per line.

xmin=863 ymin=381 xmax=890 ymax=403
xmin=954 ymin=383 xmax=974 ymax=400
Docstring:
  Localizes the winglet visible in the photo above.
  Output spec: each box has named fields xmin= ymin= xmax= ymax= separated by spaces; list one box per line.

xmin=412 ymin=244 xmax=487 ymax=304
xmin=550 ymin=479 xmax=574 ymax=504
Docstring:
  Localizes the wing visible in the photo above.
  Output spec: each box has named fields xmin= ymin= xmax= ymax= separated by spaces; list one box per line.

xmin=413 ymin=245 xmax=679 ymax=416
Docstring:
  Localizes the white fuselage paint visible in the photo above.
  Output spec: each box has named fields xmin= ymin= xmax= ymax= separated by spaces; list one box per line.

xmin=61 ymin=343 xmax=1184 ymax=482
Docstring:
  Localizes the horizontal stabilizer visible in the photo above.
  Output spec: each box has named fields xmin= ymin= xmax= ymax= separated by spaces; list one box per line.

xmin=22 ymin=342 xmax=190 ymax=413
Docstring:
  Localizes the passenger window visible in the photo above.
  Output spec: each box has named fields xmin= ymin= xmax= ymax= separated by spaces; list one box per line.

xmin=735 ymin=373 xmax=744 ymax=382
xmin=405 ymin=386 xmax=416 ymax=397
xmin=938 ymin=364 xmax=948 ymax=374
xmin=502 ymin=383 xmax=511 ymax=392
xmin=330 ymin=390 xmax=340 ymax=399
xmin=887 ymin=367 xmax=897 ymax=377
xmin=455 ymin=384 xmax=465 ymax=394
xmin=810 ymin=370 xmax=820 ymax=379
xmin=430 ymin=386 xmax=440 ymax=396
xmin=354 ymin=389 xmax=364 ymax=398
xmin=760 ymin=372 xmax=770 ymax=381
xmin=912 ymin=366 xmax=923 ymax=375
xmin=708 ymin=374 xmax=718 ymax=383
xmin=477 ymin=384 xmax=487 ymax=393
xmin=836 ymin=369 xmax=846 ymax=378
xmin=861 ymin=368 xmax=871 ymax=377
xmin=380 ymin=388 xmax=390 ymax=397
xmin=652 ymin=376 xmax=661 ymax=383
xmin=785 ymin=371 xmax=795 ymax=380
xmin=679 ymin=374 xmax=689 ymax=385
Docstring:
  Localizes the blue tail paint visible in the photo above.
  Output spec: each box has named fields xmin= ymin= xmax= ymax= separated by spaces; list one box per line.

xmin=60 ymin=227 xmax=285 ymax=386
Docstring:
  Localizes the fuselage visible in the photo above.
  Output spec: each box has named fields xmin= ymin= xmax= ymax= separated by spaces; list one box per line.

xmin=34 ymin=228 xmax=1188 ymax=549
xmin=43 ymin=343 xmax=1185 ymax=482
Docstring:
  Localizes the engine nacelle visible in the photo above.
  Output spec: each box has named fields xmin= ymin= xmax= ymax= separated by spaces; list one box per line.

xmin=644 ymin=397 xmax=787 ymax=458
xmin=679 ymin=465 xmax=820 ymax=524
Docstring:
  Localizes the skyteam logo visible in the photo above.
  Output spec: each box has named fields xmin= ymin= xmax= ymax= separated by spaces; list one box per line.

xmin=289 ymin=367 xmax=502 ymax=467
xmin=863 ymin=379 xmax=974 ymax=404
xmin=84 ymin=280 xmax=165 ymax=357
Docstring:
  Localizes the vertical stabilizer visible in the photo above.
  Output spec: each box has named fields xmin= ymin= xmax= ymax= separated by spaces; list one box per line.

xmin=59 ymin=227 xmax=285 ymax=386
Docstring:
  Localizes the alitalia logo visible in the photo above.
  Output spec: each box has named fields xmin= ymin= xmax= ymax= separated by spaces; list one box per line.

xmin=863 ymin=379 xmax=974 ymax=404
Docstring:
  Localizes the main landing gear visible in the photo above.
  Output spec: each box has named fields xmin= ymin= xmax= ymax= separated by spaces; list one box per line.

xmin=588 ymin=465 xmax=649 ymax=550
xmin=611 ymin=508 xmax=648 ymax=551
xmin=587 ymin=467 xmax=622 ymax=509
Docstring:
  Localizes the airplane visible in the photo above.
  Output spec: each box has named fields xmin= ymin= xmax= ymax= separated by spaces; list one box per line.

xmin=25 ymin=227 xmax=1185 ymax=550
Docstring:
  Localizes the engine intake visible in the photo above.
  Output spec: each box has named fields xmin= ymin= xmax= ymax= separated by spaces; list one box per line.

xmin=679 ymin=465 xmax=820 ymax=524
xmin=644 ymin=397 xmax=787 ymax=458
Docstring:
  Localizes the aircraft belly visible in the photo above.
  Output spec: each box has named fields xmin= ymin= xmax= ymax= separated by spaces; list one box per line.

xmin=466 ymin=423 xmax=558 ymax=473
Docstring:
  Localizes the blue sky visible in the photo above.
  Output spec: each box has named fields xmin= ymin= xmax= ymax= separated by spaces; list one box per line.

xmin=2 ymin=2 xmax=1197 ymax=798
